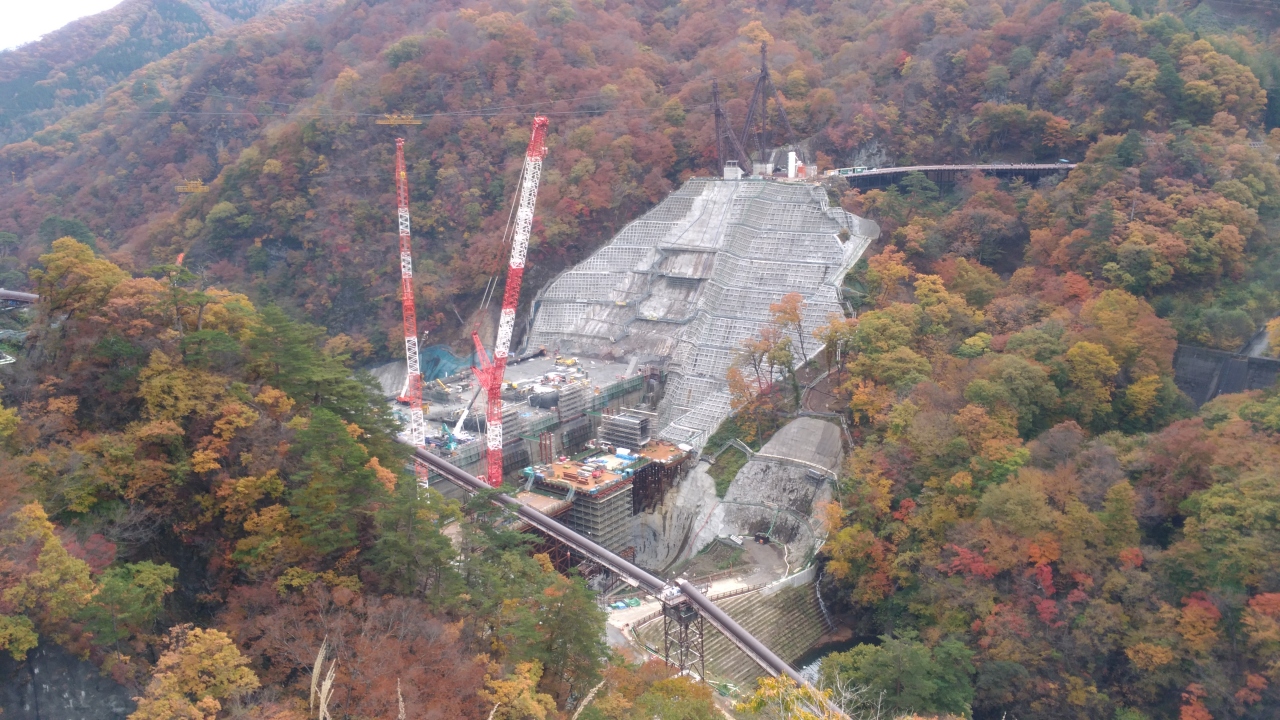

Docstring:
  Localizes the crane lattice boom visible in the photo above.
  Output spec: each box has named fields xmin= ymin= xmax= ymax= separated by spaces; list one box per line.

xmin=394 ymin=138 xmax=426 ymax=447
xmin=477 ymin=116 xmax=549 ymax=486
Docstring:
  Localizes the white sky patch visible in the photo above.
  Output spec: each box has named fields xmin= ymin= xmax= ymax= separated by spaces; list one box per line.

xmin=1 ymin=0 xmax=126 ymax=52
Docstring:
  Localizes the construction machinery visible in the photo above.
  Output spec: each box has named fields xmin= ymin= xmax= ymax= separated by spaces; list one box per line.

xmin=711 ymin=78 xmax=753 ymax=175
xmin=376 ymin=113 xmax=424 ymax=126
xmin=741 ymin=43 xmax=797 ymax=170
xmin=175 ymin=179 xmax=209 ymax=193
xmin=392 ymin=138 xmax=426 ymax=447
xmin=472 ymin=116 xmax=550 ymax=486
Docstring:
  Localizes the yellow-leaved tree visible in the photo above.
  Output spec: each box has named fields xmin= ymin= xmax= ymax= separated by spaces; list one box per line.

xmin=30 ymin=237 xmax=128 ymax=319
xmin=136 ymin=350 xmax=226 ymax=422
xmin=736 ymin=676 xmax=844 ymax=720
xmin=2 ymin=503 xmax=95 ymax=648
xmin=130 ymin=625 xmax=259 ymax=720
xmin=479 ymin=660 xmax=557 ymax=720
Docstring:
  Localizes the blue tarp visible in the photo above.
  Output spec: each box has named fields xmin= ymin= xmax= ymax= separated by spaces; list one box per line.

xmin=420 ymin=344 xmax=476 ymax=381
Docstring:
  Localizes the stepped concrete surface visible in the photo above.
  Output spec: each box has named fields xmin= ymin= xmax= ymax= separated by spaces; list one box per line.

xmin=527 ymin=178 xmax=877 ymax=449
xmin=631 ymin=580 xmax=828 ymax=688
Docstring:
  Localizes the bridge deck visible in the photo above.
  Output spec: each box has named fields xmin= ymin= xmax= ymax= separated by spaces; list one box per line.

xmin=411 ymin=448 xmax=809 ymax=687
xmin=842 ymin=162 xmax=1075 ymax=189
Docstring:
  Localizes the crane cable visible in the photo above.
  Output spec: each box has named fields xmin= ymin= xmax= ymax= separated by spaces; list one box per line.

xmin=480 ymin=160 xmax=526 ymax=312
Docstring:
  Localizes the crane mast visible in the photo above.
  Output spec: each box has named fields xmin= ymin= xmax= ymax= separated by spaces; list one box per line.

xmin=394 ymin=138 xmax=426 ymax=447
xmin=477 ymin=116 xmax=549 ymax=486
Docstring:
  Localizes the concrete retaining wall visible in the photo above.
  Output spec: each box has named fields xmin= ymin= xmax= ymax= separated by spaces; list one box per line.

xmin=1172 ymin=345 xmax=1280 ymax=406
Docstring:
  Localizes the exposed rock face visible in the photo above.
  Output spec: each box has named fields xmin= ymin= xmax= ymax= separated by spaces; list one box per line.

xmin=846 ymin=140 xmax=892 ymax=169
xmin=633 ymin=417 xmax=843 ymax=572
xmin=721 ymin=416 xmax=841 ymax=536
xmin=367 ymin=359 xmax=407 ymax=399
xmin=633 ymin=462 xmax=718 ymax=571
xmin=0 ymin=643 xmax=135 ymax=720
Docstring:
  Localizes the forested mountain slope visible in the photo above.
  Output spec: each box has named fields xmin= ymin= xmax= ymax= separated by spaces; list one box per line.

xmin=2 ymin=0 xmax=1279 ymax=353
xmin=0 ymin=239 xmax=715 ymax=718
xmin=0 ymin=0 xmax=296 ymax=146
xmin=2 ymin=0 xmax=1280 ymax=717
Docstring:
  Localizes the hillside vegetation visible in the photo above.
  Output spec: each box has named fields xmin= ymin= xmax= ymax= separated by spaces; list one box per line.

xmin=730 ymin=70 xmax=1280 ymax=720
xmin=2 ymin=0 xmax=1279 ymax=349
xmin=1 ymin=0 xmax=1280 ymax=717
xmin=0 ymin=0 xmax=294 ymax=146
xmin=0 ymin=239 xmax=718 ymax=718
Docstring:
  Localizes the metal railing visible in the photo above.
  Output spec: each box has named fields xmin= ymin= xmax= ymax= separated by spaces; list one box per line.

xmin=708 ymin=582 xmax=768 ymax=602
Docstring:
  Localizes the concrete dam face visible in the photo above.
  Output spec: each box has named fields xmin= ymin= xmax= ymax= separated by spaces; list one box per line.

xmin=527 ymin=177 xmax=879 ymax=449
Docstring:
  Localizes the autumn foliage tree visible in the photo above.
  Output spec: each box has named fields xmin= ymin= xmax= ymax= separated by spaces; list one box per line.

xmin=129 ymin=625 xmax=258 ymax=720
xmin=0 ymin=239 xmax=622 ymax=717
xmin=2 ymin=0 xmax=1280 ymax=715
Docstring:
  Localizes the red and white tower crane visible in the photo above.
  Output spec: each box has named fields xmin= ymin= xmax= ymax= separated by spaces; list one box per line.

xmin=393 ymin=138 xmax=426 ymax=447
xmin=475 ymin=116 xmax=549 ymax=486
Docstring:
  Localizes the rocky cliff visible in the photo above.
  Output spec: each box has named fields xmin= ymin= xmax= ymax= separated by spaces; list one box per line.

xmin=0 ymin=643 xmax=135 ymax=720
xmin=632 ymin=462 xmax=719 ymax=571
xmin=636 ymin=417 xmax=843 ymax=573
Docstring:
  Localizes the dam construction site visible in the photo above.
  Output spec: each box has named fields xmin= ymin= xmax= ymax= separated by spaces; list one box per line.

xmin=373 ymin=168 xmax=879 ymax=688
xmin=8 ymin=0 xmax=1280 ymax=714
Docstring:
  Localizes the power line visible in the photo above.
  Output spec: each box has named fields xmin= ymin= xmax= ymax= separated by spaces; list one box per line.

xmin=173 ymin=87 xmax=618 ymax=112
xmin=122 ymin=102 xmax=710 ymax=121
xmin=134 ymin=88 xmax=627 ymax=122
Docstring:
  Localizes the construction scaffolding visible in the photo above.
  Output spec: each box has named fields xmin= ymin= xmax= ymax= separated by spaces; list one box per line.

xmin=501 ymin=404 xmax=526 ymax=440
xmin=560 ymin=415 xmax=593 ymax=453
xmin=599 ymin=412 xmax=651 ymax=449
xmin=527 ymin=177 xmax=878 ymax=448
xmin=529 ymin=455 xmax=637 ymax=552
xmin=558 ymin=483 xmax=634 ymax=552
xmin=631 ymin=453 xmax=684 ymax=514
xmin=557 ymin=382 xmax=589 ymax=420
xmin=429 ymin=357 xmax=652 ymax=481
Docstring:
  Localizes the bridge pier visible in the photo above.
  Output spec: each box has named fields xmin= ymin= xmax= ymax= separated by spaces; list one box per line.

xmin=662 ymin=601 xmax=706 ymax=679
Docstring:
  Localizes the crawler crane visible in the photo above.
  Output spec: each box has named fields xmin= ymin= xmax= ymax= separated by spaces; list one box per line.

xmin=392 ymin=138 xmax=426 ymax=447
xmin=473 ymin=116 xmax=550 ymax=486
